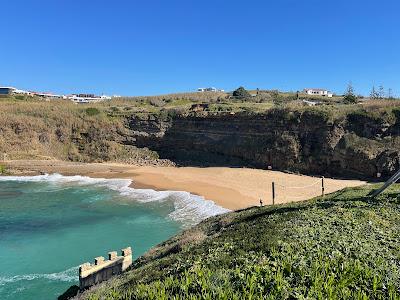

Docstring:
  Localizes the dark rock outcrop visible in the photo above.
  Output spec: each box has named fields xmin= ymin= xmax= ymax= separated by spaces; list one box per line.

xmin=127 ymin=108 xmax=400 ymax=179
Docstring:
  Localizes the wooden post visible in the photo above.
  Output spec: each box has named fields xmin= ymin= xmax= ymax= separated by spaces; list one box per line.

xmin=321 ymin=176 xmax=325 ymax=197
xmin=272 ymin=182 xmax=275 ymax=205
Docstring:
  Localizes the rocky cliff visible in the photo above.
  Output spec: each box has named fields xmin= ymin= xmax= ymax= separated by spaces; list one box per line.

xmin=1 ymin=100 xmax=399 ymax=179
xmin=128 ymin=108 xmax=400 ymax=179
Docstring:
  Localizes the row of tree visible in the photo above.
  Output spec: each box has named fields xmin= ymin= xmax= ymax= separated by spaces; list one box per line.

xmin=344 ymin=82 xmax=396 ymax=103
xmin=232 ymin=85 xmax=397 ymax=104
xmin=370 ymin=85 xmax=395 ymax=100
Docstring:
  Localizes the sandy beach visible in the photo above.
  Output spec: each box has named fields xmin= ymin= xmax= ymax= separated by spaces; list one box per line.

xmin=3 ymin=160 xmax=366 ymax=210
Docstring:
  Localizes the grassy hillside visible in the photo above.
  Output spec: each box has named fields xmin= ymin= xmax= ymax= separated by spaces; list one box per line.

xmin=77 ymin=184 xmax=400 ymax=299
xmin=1 ymin=94 xmax=399 ymax=170
xmin=0 ymin=96 xmax=162 ymax=163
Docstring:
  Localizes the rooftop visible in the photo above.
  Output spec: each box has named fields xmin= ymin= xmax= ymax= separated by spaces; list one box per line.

xmin=304 ymin=88 xmax=329 ymax=92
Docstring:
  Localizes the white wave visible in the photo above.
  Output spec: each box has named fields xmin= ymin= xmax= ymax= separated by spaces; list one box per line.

xmin=0 ymin=173 xmax=230 ymax=227
xmin=0 ymin=266 xmax=78 ymax=286
xmin=0 ymin=173 xmax=131 ymax=189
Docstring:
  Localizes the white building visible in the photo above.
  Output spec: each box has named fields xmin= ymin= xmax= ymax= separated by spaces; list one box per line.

xmin=0 ymin=87 xmax=16 ymax=95
xmin=34 ymin=92 xmax=63 ymax=99
xmin=197 ymin=87 xmax=224 ymax=92
xmin=1 ymin=87 xmax=34 ymax=96
xmin=1 ymin=85 xmax=113 ymax=102
xmin=303 ymin=88 xmax=333 ymax=97
xmin=13 ymin=88 xmax=32 ymax=95
xmin=68 ymin=94 xmax=111 ymax=103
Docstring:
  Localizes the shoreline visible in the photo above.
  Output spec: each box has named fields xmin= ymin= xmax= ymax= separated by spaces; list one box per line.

xmin=1 ymin=160 xmax=367 ymax=210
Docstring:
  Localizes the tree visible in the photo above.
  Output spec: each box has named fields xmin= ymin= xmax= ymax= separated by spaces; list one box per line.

xmin=232 ymin=87 xmax=251 ymax=99
xmin=378 ymin=85 xmax=385 ymax=99
xmin=370 ymin=86 xmax=379 ymax=99
xmin=388 ymin=88 xmax=394 ymax=100
xmin=343 ymin=82 xmax=357 ymax=104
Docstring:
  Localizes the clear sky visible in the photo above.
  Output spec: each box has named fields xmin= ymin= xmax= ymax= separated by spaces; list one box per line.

xmin=1 ymin=0 xmax=399 ymax=96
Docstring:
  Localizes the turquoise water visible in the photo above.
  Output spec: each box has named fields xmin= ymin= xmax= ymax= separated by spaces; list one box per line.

xmin=0 ymin=174 xmax=228 ymax=299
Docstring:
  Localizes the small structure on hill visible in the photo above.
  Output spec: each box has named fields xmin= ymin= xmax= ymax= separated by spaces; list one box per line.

xmin=79 ymin=247 xmax=132 ymax=290
xmin=197 ymin=87 xmax=224 ymax=92
xmin=68 ymin=94 xmax=112 ymax=103
xmin=33 ymin=92 xmax=63 ymax=99
xmin=303 ymin=88 xmax=333 ymax=97
xmin=0 ymin=87 xmax=15 ymax=96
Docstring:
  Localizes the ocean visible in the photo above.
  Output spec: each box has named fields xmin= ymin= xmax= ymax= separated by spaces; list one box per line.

xmin=0 ymin=174 xmax=229 ymax=299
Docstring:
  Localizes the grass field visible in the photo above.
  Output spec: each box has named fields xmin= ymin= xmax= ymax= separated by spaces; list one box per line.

xmin=78 ymin=184 xmax=400 ymax=299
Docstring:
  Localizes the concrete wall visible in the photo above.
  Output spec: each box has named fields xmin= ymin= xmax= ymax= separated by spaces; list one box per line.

xmin=79 ymin=247 xmax=132 ymax=290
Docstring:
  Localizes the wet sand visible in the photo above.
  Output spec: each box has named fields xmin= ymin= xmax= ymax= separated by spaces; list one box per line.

xmin=3 ymin=160 xmax=366 ymax=210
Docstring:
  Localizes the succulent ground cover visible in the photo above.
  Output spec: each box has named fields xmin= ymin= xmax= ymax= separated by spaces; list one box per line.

xmin=79 ymin=184 xmax=400 ymax=299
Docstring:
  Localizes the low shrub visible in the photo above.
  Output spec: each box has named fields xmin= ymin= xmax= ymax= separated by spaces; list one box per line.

xmin=85 ymin=107 xmax=101 ymax=116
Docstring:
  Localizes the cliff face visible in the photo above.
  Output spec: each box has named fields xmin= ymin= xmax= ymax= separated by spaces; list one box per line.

xmin=128 ymin=108 xmax=400 ymax=179
xmin=0 ymin=105 xmax=170 ymax=166
xmin=2 ymin=101 xmax=399 ymax=179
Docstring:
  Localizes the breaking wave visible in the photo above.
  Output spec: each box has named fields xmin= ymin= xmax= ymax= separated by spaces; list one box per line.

xmin=0 ymin=266 xmax=78 ymax=286
xmin=0 ymin=173 xmax=230 ymax=227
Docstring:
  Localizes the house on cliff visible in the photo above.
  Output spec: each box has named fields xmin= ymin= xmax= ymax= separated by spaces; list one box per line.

xmin=303 ymin=88 xmax=333 ymax=97
xmin=0 ymin=87 xmax=15 ymax=96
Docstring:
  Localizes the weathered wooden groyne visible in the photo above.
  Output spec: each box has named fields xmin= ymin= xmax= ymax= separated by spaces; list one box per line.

xmin=79 ymin=247 xmax=132 ymax=290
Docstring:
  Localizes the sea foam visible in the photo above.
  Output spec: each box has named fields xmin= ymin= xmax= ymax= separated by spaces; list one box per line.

xmin=0 ymin=266 xmax=78 ymax=286
xmin=0 ymin=173 xmax=230 ymax=227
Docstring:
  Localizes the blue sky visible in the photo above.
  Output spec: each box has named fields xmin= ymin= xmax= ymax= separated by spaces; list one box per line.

xmin=0 ymin=0 xmax=399 ymax=96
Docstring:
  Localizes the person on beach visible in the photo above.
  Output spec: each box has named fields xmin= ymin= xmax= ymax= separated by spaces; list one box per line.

xmin=259 ymin=198 xmax=263 ymax=207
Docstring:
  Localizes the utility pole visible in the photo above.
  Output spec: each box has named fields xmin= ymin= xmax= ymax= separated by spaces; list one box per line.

xmin=369 ymin=169 xmax=400 ymax=198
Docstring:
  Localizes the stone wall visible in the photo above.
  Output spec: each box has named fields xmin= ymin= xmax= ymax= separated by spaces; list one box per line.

xmin=79 ymin=247 xmax=132 ymax=290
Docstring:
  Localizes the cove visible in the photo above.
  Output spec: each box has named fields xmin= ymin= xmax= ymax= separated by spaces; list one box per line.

xmin=0 ymin=174 xmax=228 ymax=299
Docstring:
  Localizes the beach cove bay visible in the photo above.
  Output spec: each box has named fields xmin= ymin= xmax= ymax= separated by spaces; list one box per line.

xmin=0 ymin=174 xmax=228 ymax=300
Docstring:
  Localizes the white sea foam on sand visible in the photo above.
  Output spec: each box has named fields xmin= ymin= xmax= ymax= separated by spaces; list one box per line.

xmin=0 ymin=173 xmax=230 ymax=227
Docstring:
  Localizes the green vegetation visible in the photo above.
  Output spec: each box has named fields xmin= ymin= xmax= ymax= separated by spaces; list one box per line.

xmin=0 ymin=97 xmax=145 ymax=162
xmin=81 ymin=185 xmax=400 ymax=299
xmin=0 ymin=164 xmax=6 ymax=174
xmin=233 ymin=86 xmax=251 ymax=99
xmin=343 ymin=82 xmax=358 ymax=104
xmin=206 ymin=102 xmax=274 ymax=113
xmin=0 ymin=92 xmax=399 ymax=165
xmin=85 ymin=107 xmax=101 ymax=116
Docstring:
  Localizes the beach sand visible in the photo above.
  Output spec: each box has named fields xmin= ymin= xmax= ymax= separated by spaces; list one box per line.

xmin=3 ymin=160 xmax=366 ymax=210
